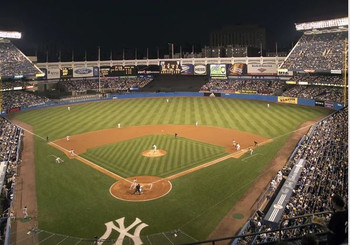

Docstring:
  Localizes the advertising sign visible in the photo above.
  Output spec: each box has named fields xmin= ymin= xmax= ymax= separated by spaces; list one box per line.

xmin=248 ymin=64 xmax=277 ymax=75
xmin=315 ymin=100 xmax=325 ymax=107
xmin=210 ymin=64 xmax=226 ymax=77
xmin=278 ymin=96 xmax=298 ymax=104
xmin=181 ymin=64 xmax=194 ymax=75
xmin=194 ymin=65 xmax=207 ymax=75
xmin=47 ymin=68 xmax=60 ymax=79
xmin=93 ymin=67 xmax=99 ymax=77
xmin=264 ymin=159 xmax=306 ymax=224
xmin=73 ymin=67 xmax=94 ymax=78
xmin=227 ymin=63 xmax=247 ymax=75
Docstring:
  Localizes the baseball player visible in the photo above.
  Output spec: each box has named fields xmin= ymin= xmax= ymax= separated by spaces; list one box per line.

xmin=134 ymin=184 xmax=141 ymax=194
xmin=232 ymin=140 xmax=236 ymax=147
xmin=55 ymin=157 xmax=63 ymax=163
xmin=236 ymin=143 xmax=241 ymax=151
xmin=66 ymin=135 xmax=70 ymax=141
xmin=249 ymin=148 xmax=253 ymax=155
xmin=69 ymin=149 xmax=75 ymax=156
xmin=195 ymin=121 xmax=198 ymax=126
xmin=130 ymin=178 xmax=137 ymax=190
xmin=117 ymin=123 xmax=121 ymax=128
xmin=166 ymin=99 xmax=169 ymax=103
xmin=68 ymin=106 xmax=71 ymax=111
xmin=153 ymin=144 xmax=157 ymax=153
xmin=267 ymin=104 xmax=270 ymax=108
xmin=23 ymin=206 xmax=28 ymax=219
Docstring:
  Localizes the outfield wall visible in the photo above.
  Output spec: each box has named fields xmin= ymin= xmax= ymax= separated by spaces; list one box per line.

xmin=1 ymin=92 xmax=344 ymax=115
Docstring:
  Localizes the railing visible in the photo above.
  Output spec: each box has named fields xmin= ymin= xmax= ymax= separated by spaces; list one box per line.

xmin=180 ymin=211 xmax=332 ymax=245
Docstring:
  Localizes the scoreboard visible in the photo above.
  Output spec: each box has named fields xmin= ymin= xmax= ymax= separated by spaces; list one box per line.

xmin=109 ymin=65 xmax=136 ymax=76
xmin=160 ymin=61 xmax=181 ymax=75
xmin=60 ymin=67 xmax=73 ymax=78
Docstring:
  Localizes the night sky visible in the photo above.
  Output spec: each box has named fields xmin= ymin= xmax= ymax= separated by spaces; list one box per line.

xmin=1 ymin=0 xmax=347 ymax=61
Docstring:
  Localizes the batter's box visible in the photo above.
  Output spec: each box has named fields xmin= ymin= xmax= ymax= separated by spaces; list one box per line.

xmin=140 ymin=183 xmax=153 ymax=190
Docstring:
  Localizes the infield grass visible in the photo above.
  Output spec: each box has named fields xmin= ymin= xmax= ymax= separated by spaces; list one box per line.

xmin=82 ymin=135 xmax=227 ymax=177
xmin=11 ymin=97 xmax=331 ymax=242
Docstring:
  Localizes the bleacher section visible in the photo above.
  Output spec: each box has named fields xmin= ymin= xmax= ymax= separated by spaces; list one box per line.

xmin=0 ymin=39 xmax=42 ymax=77
xmin=200 ymin=79 xmax=285 ymax=95
xmin=280 ymin=31 xmax=347 ymax=71
xmin=140 ymin=75 xmax=208 ymax=92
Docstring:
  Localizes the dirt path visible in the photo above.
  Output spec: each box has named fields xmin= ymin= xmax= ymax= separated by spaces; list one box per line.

xmin=52 ymin=125 xmax=268 ymax=155
xmin=9 ymin=119 xmax=38 ymax=245
xmin=207 ymin=119 xmax=321 ymax=244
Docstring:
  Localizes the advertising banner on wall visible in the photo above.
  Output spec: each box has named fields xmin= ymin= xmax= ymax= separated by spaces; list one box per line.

xmin=181 ymin=64 xmax=194 ymax=75
xmin=194 ymin=65 xmax=207 ymax=75
xmin=38 ymin=68 xmax=47 ymax=80
xmin=248 ymin=64 xmax=277 ymax=75
xmin=210 ymin=64 xmax=226 ymax=77
xmin=315 ymin=100 xmax=325 ymax=107
xmin=227 ymin=63 xmax=247 ymax=75
xmin=47 ymin=68 xmax=60 ymax=79
xmin=73 ymin=67 xmax=94 ymax=78
xmin=278 ymin=96 xmax=298 ymax=104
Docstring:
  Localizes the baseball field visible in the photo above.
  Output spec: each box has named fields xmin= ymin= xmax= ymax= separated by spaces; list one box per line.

xmin=9 ymin=97 xmax=331 ymax=244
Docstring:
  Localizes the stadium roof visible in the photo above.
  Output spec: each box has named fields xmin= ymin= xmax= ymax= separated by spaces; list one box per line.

xmin=295 ymin=17 xmax=348 ymax=31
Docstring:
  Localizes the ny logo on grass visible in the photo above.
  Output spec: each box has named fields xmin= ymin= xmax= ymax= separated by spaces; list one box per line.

xmin=98 ymin=217 xmax=148 ymax=245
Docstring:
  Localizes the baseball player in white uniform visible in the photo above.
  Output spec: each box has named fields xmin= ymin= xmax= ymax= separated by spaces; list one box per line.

xmin=55 ymin=157 xmax=63 ymax=163
xmin=249 ymin=148 xmax=253 ymax=155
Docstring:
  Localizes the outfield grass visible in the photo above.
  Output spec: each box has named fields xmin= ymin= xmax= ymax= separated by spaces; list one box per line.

xmin=11 ymin=97 xmax=331 ymax=242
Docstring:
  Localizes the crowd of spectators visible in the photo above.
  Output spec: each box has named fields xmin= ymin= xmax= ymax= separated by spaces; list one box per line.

xmin=1 ymin=81 xmax=34 ymax=90
xmin=281 ymin=31 xmax=347 ymax=71
xmin=290 ymin=74 xmax=344 ymax=86
xmin=0 ymin=40 xmax=40 ymax=77
xmin=1 ymin=91 xmax=50 ymax=110
xmin=59 ymin=77 xmax=153 ymax=92
xmin=200 ymin=79 xmax=285 ymax=95
xmin=235 ymin=109 xmax=348 ymax=244
xmin=0 ymin=118 xmax=22 ymax=240
xmin=282 ymin=85 xmax=343 ymax=103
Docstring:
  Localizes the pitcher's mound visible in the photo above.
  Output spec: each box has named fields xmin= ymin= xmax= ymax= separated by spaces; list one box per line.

xmin=141 ymin=149 xmax=167 ymax=157
xmin=110 ymin=176 xmax=172 ymax=201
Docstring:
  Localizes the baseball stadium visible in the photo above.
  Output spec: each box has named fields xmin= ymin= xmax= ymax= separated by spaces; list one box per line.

xmin=0 ymin=17 xmax=347 ymax=245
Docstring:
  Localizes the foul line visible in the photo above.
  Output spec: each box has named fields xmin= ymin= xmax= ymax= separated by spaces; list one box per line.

xmin=15 ymin=124 xmax=132 ymax=184
xmin=241 ymin=153 xmax=262 ymax=162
